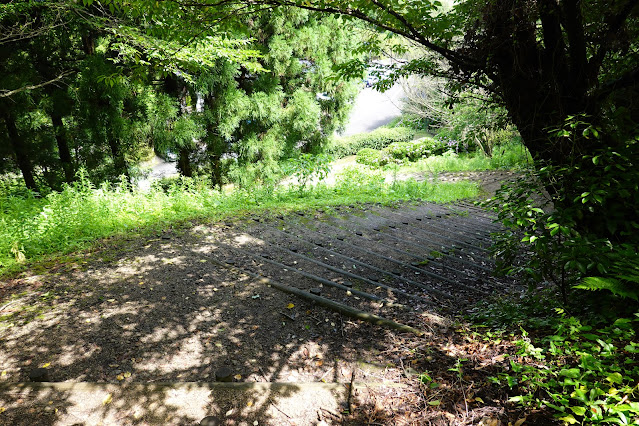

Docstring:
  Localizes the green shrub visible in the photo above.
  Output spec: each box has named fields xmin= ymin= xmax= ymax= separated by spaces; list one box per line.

xmin=282 ymin=153 xmax=333 ymax=192
xmin=419 ymin=137 xmax=448 ymax=156
xmin=356 ymin=148 xmax=390 ymax=167
xmin=382 ymin=137 xmax=448 ymax=162
xmin=383 ymin=142 xmax=413 ymax=160
xmin=328 ymin=127 xmax=415 ymax=158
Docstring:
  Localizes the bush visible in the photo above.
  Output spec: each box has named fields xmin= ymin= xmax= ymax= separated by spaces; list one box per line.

xmin=483 ymin=118 xmax=639 ymax=304
xmin=420 ymin=137 xmax=449 ymax=156
xmin=383 ymin=142 xmax=413 ymax=160
xmin=328 ymin=127 xmax=415 ymax=158
xmin=383 ymin=137 xmax=448 ymax=161
xmin=356 ymin=148 xmax=390 ymax=167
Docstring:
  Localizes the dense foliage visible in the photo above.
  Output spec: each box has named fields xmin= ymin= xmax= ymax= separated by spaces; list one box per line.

xmin=486 ymin=311 xmax=639 ymax=425
xmin=0 ymin=2 xmax=360 ymax=192
xmin=200 ymin=0 xmax=639 ymax=238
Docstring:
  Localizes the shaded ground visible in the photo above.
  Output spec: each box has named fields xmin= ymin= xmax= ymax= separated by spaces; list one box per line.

xmin=0 ymin=173 xmax=551 ymax=425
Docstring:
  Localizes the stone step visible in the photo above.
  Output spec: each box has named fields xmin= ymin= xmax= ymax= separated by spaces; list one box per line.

xmin=0 ymin=381 xmax=404 ymax=425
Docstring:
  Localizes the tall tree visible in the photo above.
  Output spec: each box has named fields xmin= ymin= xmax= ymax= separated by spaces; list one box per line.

xmin=195 ymin=0 xmax=638 ymax=165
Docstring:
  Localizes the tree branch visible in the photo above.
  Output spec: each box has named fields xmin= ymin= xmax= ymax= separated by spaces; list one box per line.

xmin=0 ymin=71 xmax=73 ymax=98
xmin=196 ymin=0 xmax=478 ymax=69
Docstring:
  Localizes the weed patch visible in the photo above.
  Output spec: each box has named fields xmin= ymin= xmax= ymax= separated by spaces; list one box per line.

xmin=488 ymin=311 xmax=639 ymax=425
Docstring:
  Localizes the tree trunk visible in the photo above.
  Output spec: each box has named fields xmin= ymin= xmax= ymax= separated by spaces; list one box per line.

xmin=177 ymin=147 xmax=193 ymax=177
xmin=51 ymin=112 xmax=75 ymax=183
xmin=1 ymin=108 xmax=38 ymax=192
xmin=107 ymin=134 xmax=130 ymax=181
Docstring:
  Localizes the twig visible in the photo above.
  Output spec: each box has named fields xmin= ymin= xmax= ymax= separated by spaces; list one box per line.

xmin=0 ymin=71 xmax=73 ymax=98
xmin=318 ymin=367 xmax=334 ymax=382
xmin=258 ymin=367 xmax=268 ymax=381
xmin=310 ymin=315 xmax=322 ymax=325
xmin=268 ymin=398 xmax=291 ymax=419
xmin=0 ymin=300 xmax=20 ymax=313
xmin=346 ymin=369 xmax=356 ymax=414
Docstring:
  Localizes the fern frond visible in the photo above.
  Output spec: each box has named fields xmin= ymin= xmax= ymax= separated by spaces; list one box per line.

xmin=575 ymin=277 xmax=639 ymax=301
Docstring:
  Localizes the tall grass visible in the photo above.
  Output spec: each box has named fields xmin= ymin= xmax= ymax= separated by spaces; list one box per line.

xmin=0 ymin=169 xmax=478 ymax=274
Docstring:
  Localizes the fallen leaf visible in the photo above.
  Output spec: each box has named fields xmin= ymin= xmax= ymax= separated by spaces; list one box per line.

xmin=427 ymin=400 xmax=441 ymax=406
xmin=123 ymin=372 xmax=131 ymax=378
xmin=102 ymin=394 xmax=113 ymax=405
xmin=116 ymin=374 xmax=124 ymax=381
xmin=247 ymin=400 xmax=253 ymax=407
xmin=287 ymin=303 xmax=295 ymax=309
xmin=1 ymin=371 xmax=7 ymax=377
xmin=234 ymin=374 xmax=242 ymax=380
xmin=199 ymin=259 xmax=207 ymax=263
xmin=0 ymin=407 xmax=6 ymax=414
xmin=41 ymin=363 xmax=51 ymax=368
xmin=316 ymin=360 xmax=324 ymax=366
xmin=514 ymin=418 xmax=527 ymax=426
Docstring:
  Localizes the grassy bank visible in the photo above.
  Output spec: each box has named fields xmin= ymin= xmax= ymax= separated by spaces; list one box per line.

xmin=0 ymin=168 xmax=478 ymax=275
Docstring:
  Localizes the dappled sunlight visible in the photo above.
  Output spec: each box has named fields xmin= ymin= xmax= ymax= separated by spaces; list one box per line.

xmin=233 ymin=234 xmax=265 ymax=247
xmin=0 ymin=200 xmax=513 ymax=423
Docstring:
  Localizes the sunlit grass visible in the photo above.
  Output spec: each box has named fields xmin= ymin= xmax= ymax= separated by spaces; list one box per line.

xmin=397 ymin=142 xmax=532 ymax=174
xmin=0 ymin=169 xmax=478 ymax=275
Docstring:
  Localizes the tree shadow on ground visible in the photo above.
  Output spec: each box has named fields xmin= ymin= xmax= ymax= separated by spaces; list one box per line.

xmin=0 ymin=227 xmax=410 ymax=425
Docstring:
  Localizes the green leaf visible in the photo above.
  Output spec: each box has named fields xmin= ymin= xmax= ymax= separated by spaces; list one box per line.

xmin=559 ymin=414 xmax=578 ymax=424
xmin=559 ymin=368 xmax=581 ymax=378
xmin=575 ymin=277 xmax=639 ymax=301
xmin=570 ymin=406 xmax=586 ymax=416
xmin=607 ymin=372 xmax=623 ymax=384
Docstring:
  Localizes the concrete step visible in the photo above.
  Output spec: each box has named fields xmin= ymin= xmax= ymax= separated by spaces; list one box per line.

xmin=0 ymin=381 xmax=404 ymax=425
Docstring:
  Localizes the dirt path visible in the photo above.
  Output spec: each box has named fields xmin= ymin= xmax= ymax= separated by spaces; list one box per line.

xmin=0 ymin=196 xmax=535 ymax=425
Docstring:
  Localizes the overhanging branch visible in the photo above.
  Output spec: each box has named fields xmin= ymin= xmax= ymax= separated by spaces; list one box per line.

xmin=0 ymin=71 xmax=73 ymax=98
xmin=196 ymin=0 xmax=478 ymax=69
